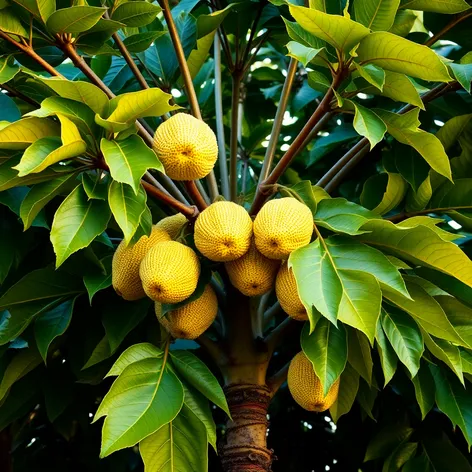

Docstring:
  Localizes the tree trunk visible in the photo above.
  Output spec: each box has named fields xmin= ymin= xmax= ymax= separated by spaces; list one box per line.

xmin=219 ymin=384 xmax=273 ymax=472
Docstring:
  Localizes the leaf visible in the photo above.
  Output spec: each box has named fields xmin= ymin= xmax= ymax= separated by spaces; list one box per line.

xmin=289 ymin=5 xmax=370 ymax=52
xmin=170 ymin=350 xmax=230 ymax=416
xmin=436 ymin=296 xmax=472 ymax=346
xmin=375 ymin=320 xmax=398 ymax=386
xmin=354 ymin=0 xmax=400 ymax=31
xmin=429 ymin=179 xmax=472 ymax=213
xmin=357 ymin=32 xmax=452 ymax=82
xmin=106 ymin=88 xmax=178 ymax=123
xmin=388 ymin=10 xmax=416 ymax=37
xmin=46 ymin=6 xmax=107 ymax=34
xmin=14 ymin=115 xmax=87 ymax=176
xmin=361 ymin=173 xmax=408 ymax=215
xmin=358 ymin=219 xmax=472 ymax=288
xmin=111 ymin=1 xmax=161 ymax=27
xmin=377 ymin=71 xmax=424 ymax=109
xmin=0 ymin=8 xmax=29 ymax=37
xmin=381 ymin=308 xmax=423 ymax=377
xmin=101 ymin=136 xmax=164 ymax=195
xmin=35 ymin=297 xmax=76 ymax=362
xmin=282 ymin=17 xmax=325 ymax=50
xmin=95 ymin=357 xmax=184 ymax=457
xmin=50 ymin=185 xmax=111 ymax=267
xmin=121 ymin=31 xmax=166 ymax=53
xmin=422 ymin=439 xmax=472 ymax=472
xmin=83 ymin=256 xmax=112 ymax=303
xmin=377 ymin=109 xmax=452 ymax=181
xmin=354 ymin=63 xmax=386 ymax=90
xmin=356 ymin=378 xmax=377 ymax=419
xmin=382 ymin=442 xmax=418 ymax=472
xmin=450 ymin=63 xmax=472 ymax=93
xmin=196 ymin=4 xmax=232 ymax=38
xmin=364 ymin=424 xmax=414 ymax=462
xmin=436 ymin=114 xmax=472 ymax=153
xmin=0 ymin=94 xmax=20 ymax=123
xmin=11 ymin=0 xmax=55 ymax=22
xmin=400 ymin=0 xmax=471 ymax=14
xmin=0 ymin=348 xmax=41 ymax=402
xmin=40 ymin=78 xmax=109 ymax=115
xmin=301 ymin=319 xmax=347 ymax=395
xmin=391 ymin=143 xmax=430 ymax=192
xmin=0 ymin=117 xmax=59 ymax=150
xmin=280 ymin=181 xmax=318 ymax=215
xmin=106 ymin=343 xmax=163 ymax=377
xmin=139 ymin=403 xmax=208 ymax=472
xmin=411 ymin=362 xmax=435 ymax=420
xmin=0 ymin=57 xmax=19 ymax=84
xmin=329 ymin=364 xmax=359 ymax=422
xmin=348 ymin=328 xmax=373 ymax=385
xmin=286 ymin=41 xmax=324 ymax=67
xmin=308 ymin=127 xmax=359 ymax=166
xmin=430 ymin=364 xmax=472 ymax=449
xmin=187 ymin=31 xmax=216 ymax=79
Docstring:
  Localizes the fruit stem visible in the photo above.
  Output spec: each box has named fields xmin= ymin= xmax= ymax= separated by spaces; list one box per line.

xmin=184 ymin=181 xmax=208 ymax=211
xmin=230 ymin=71 xmax=243 ymax=201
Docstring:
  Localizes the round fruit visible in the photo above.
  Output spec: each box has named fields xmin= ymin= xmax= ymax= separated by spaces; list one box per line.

xmin=254 ymin=197 xmax=313 ymax=259
xmin=155 ymin=213 xmax=187 ymax=239
xmin=275 ymin=262 xmax=308 ymax=321
xmin=112 ymin=227 xmax=171 ymax=301
xmin=152 ymin=113 xmax=218 ymax=181
xmin=140 ymin=241 xmax=200 ymax=303
xmin=225 ymin=241 xmax=280 ymax=296
xmin=194 ymin=201 xmax=253 ymax=262
xmin=156 ymin=285 xmax=218 ymax=339
xmin=288 ymin=351 xmax=340 ymax=412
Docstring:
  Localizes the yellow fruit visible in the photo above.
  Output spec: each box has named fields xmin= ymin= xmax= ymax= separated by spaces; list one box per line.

xmin=288 ymin=351 xmax=340 ymax=412
xmin=152 ymin=113 xmax=218 ymax=181
xmin=156 ymin=285 xmax=218 ymax=339
xmin=140 ymin=241 xmax=200 ymax=303
xmin=194 ymin=201 xmax=253 ymax=262
xmin=112 ymin=227 xmax=171 ymax=301
xmin=254 ymin=197 xmax=313 ymax=259
xmin=155 ymin=213 xmax=187 ymax=239
xmin=225 ymin=241 xmax=280 ymax=296
xmin=275 ymin=262 xmax=308 ymax=321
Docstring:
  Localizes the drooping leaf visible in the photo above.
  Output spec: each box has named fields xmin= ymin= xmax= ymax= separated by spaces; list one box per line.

xmin=361 ymin=173 xmax=408 ymax=215
xmin=375 ymin=319 xmax=398 ymax=386
xmin=354 ymin=63 xmax=386 ymax=90
xmin=83 ymin=256 xmax=113 ymax=303
xmin=348 ymin=328 xmax=373 ymax=385
xmin=411 ymin=362 xmax=435 ymax=420
xmin=329 ymin=364 xmax=359 ymax=422
xmin=354 ymin=0 xmax=400 ymax=31
xmin=421 ymin=439 xmax=472 ymax=472
xmin=364 ymin=423 xmax=413 ymax=462
xmin=450 ymin=63 xmax=472 ymax=93
xmin=0 ymin=117 xmax=59 ymax=150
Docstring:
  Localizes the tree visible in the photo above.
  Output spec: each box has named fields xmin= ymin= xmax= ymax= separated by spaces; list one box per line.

xmin=0 ymin=0 xmax=472 ymax=470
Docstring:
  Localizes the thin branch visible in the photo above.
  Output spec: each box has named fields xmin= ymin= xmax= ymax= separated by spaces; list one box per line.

xmin=196 ymin=179 xmax=211 ymax=205
xmin=230 ymin=72 xmax=242 ymax=201
xmin=264 ymin=317 xmax=299 ymax=355
xmin=185 ymin=180 xmax=208 ymax=211
xmin=242 ymin=30 xmax=270 ymax=75
xmin=254 ymin=292 xmax=271 ymax=338
xmin=142 ymin=171 xmax=171 ymax=195
xmin=195 ymin=334 xmax=227 ymax=363
xmin=386 ymin=205 xmax=472 ymax=223
xmin=259 ymin=58 xmax=298 ymax=182
xmin=0 ymin=83 xmax=38 ymax=107
xmin=214 ymin=35 xmax=230 ymax=200
xmin=240 ymin=1 xmax=265 ymax=68
xmin=267 ymin=362 xmax=290 ymax=396
xmin=263 ymin=301 xmax=282 ymax=330
xmin=424 ymin=11 xmax=472 ymax=47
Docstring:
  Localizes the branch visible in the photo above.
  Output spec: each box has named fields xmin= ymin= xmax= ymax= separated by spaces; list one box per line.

xmin=259 ymin=58 xmax=298 ymax=182
xmin=264 ymin=317 xmax=300 ymax=355
xmin=386 ymin=205 xmax=472 ymax=223
xmin=230 ymin=72 xmax=243 ymax=201
xmin=184 ymin=180 xmax=208 ymax=211
xmin=195 ymin=333 xmax=227 ymax=364
xmin=240 ymin=1 xmax=265 ymax=68
xmin=424 ymin=11 xmax=472 ymax=47
xmin=267 ymin=362 xmax=289 ymax=396
xmin=263 ymin=301 xmax=282 ymax=330
xmin=0 ymin=83 xmax=38 ymax=107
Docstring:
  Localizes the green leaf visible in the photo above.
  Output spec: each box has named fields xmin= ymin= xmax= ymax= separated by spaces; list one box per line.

xmin=381 ymin=308 xmax=423 ymax=377
xmin=422 ymin=439 xmax=472 ymax=472
xmin=40 ymin=78 xmax=109 ymax=116
xmin=460 ymin=349 xmax=472 ymax=374
xmin=412 ymin=362 xmax=435 ymax=419
xmin=429 ymin=179 xmax=472 ymax=213
xmin=0 ymin=117 xmax=59 ymax=150
xmin=46 ymin=6 xmax=107 ymax=34
xmin=358 ymin=219 xmax=472 ymax=288
xmin=81 ymin=172 xmax=109 ymax=200
xmin=361 ymin=173 xmax=408 ymax=215
xmin=449 ymin=63 xmax=472 ymax=93
xmin=196 ymin=4 xmax=232 ymax=38
xmin=388 ymin=10 xmax=416 ymax=37
xmin=107 ymin=88 xmax=179 ymax=123
xmin=106 ymin=343 xmax=163 ymax=377
xmin=436 ymin=296 xmax=472 ymax=347
xmin=11 ymin=0 xmax=55 ymax=22
xmin=0 ymin=8 xmax=29 ymax=37
xmin=430 ymin=364 xmax=472 ymax=448
xmin=329 ymin=364 xmax=359 ymax=422
xmin=187 ymin=31 xmax=216 ymax=79
xmin=382 ymin=442 xmax=418 ymax=472
xmin=83 ymin=256 xmax=112 ymax=303
xmin=391 ymin=143 xmax=430 ymax=192
xmin=0 ymin=347 xmax=41 ymax=402
xmin=280 ymin=181 xmax=318 ymax=215
xmin=354 ymin=63 xmax=386 ymax=90
xmin=111 ymin=1 xmax=161 ymax=27
xmin=0 ymin=56 xmax=19 ymax=84
xmin=356 ymin=378 xmax=377 ymax=419
xmin=348 ymin=328 xmax=373 ymax=385
xmin=283 ymin=17 xmax=325 ymax=50
xmin=170 ymin=350 xmax=230 ymax=416
xmin=400 ymin=0 xmax=471 ymax=14
xmin=377 ymin=71 xmax=424 ymax=109
xmin=357 ymin=32 xmax=452 ymax=82
xmin=35 ymin=297 xmax=76 ymax=362
xmin=286 ymin=41 xmax=324 ymax=67
xmin=51 ymin=185 xmax=111 ymax=267
xmin=14 ymin=115 xmax=87 ymax=176
xmin=397 ymin=217 xmax=460 ymax=243
xmin=354 ymin=0 xmax=400 ymax=31
xmin=95 ymin=357 xmax=184 ymax=457
xmin=406 ymin=176 xmax=432 ymax=212
xmin=288 ymin=5 xmax=370 ymax=52
xmin=301 ymin=319 xmax=347 ymax=395
xmin=121 ymin=31 xmax=166 ymax=53
xmin=139 ymin=403 xmax=208 ymax=472
xmin=0 ymin=94 xmax=20 ymax=123
xmin=101 ymin=135 xmax=164 ymax=195
xmin=377 ymin=109 xmax=452 ymax=181
xmin=375 ymin=320 xmax=398 ymax=386
xmin=364 ymin=424 xmax=413 ymax=462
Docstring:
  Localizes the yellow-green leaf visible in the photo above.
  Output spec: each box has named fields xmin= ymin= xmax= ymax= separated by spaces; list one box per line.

xmin=354 ymin=0 xmax=401 ymax=31
xmin=0 ymin=117 xmax=59 ymax=150
xmin=187 ymin=31 xmax=215 ymax=79
xmin=11 ymin=0 xmax=55 ymax=22
xmin=0 ymin=8 xmax=29 ymax=37
xmin=46 ymin=6 xmax=107 ymax=35
xmin=400 ymin=0 xmax=471 ymax=14
xmin=354 ymin=63 xmax=385 ymax=90
xmin=361 ymin=172 xmax=408 ymax=215
xmin=0 ymin=56 xmax=19 ymax=84
xmin=377 ymin=71 xmax=424 ymax=109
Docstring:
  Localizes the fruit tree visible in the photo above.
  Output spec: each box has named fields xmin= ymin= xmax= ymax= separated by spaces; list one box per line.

xmin=1 ymin=0 xmax=472 ymax=471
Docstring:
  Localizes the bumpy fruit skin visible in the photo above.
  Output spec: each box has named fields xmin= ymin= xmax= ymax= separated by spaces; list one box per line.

xmin=254 ymin=197 xmax=313 ymax=259
xmin=112 ymin=227 xmax=171 ymax=301
xmin=225 ymin=241 xmax=280 ymax=296
xmin=152 ymin=113 xmax=218 ymax=181
xmin=275 ymin=262 xmax=308 ymax=321
xmin=288 ymin=351 xmax=340 ymax=412
xmin=194 ymin=201 xmax=253 ymax=262
xmin=156 ymin=285 xmax=218 ymax=339
xmin=140 ymin=241 xmax=200 ymax=303
xmin=155 ymin=213 xmax=187 ymax=239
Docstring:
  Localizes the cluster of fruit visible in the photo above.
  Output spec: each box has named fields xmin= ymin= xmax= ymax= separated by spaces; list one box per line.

xmin=111 ymin=113 xmax=338 ymax=412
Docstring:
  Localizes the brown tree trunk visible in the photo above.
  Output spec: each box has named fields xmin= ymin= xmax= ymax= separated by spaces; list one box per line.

xmin=219 ymin=384 xmax=273 ymax=472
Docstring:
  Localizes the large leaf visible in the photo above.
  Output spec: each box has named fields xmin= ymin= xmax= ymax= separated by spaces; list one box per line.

xmin=381 ymin=308 xmax=423 ymax=377
xmin=121 ymin=31 xmax=166 ymax=53
xmin=288 ymin=5 xmax=370 ymax=52
xmin=354 ymin=0 xmax=400 ymax=31
xmin=111 ymin=1 xmax=161 ymax=27
xmin=46 ymin=6 xmax=107 ymax=34
xmin=400 ymin=0 xmax=471 ymax=14
xmin=170 ymin=350 xmax=230 ymax=416
xmin=0 ymin=8 xmax=28 ymax=37
xmin=50 ymin=185 xmax=111 ymax=267
xmin=0 ymin=117 xmax=59 ymax=150
xmin=357 ymin=32 xmax=452 ymax=81
xmin=11 ymin=0 xmax=54 ymax=22
xmin=106 ymin=343 xmax=163 ymax=378
xmin=361 ymin=173 xmax=408 ymax=215
xmin=329 ymin=364 xmax=359 ymax=422
xmin=421 ymin=439 xmax=472 ymax=472
xmin=139 ymin=403 xmax=208 ymax=472
xmin=301 ymin=319 xmax=347 ymax=395
xmin=187 ymin=31 xmax=216 ymax=79
xmin=101 ymin=135 xmax=164 ymax=195
xmin=376 ymin=71 xmax=424 ymax=109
